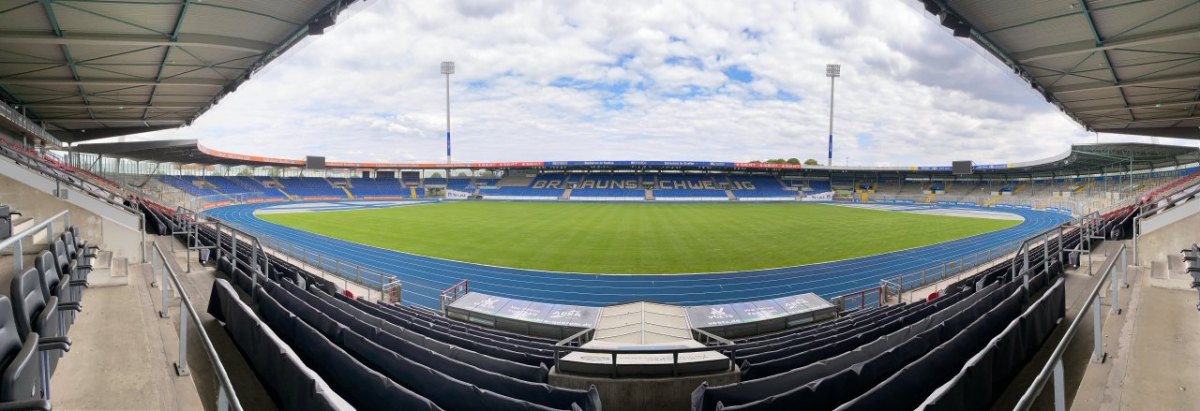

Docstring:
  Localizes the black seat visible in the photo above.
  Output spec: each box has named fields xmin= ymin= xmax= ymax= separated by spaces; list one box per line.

xmin=34 ymin=251 xmax=83 ymax=330
xmin=0 ymin=296 xmax=56 ymax=411
xmin=49 ymin=239 xmax=88 ymax=292
xmin=62 ymin=231 xmax=95 ymax=262
xmin=11 ymin=268 xmax=70 ymax=380
xmin=67 ymin=227 xmax=92 ymax=254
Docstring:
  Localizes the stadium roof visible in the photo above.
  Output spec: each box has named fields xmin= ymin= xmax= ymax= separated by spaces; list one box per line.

xmin=0 ymin=0 xmax=360 ymax=145
xmin=73 ymin=139 xmax=1200 ymax=176
xmin=922 ymin=0 xmax=1200 ymax=139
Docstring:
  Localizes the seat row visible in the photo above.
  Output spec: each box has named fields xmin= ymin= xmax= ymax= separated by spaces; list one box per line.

xmin=0 ymin=226 xmax=95 ymax=410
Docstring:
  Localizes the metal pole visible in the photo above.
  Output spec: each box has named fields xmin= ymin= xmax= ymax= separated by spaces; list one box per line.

xmin=1052 ymin=359 xmax=1066 ymax=411
xmin=827 ymin=75 xmax=834 ymax=167
xmin=176 ymin=303 xmax=190 ymax=376
xmin=1121 ymin=246 xmax=1129 ymax=288
xmin=1111 ymin=264 xmax=1121 ymax=315
xmin=1092 ymin=294 xmax=1104 ymax=363
xmin=160 ymin=257 xmax=171 ymax=318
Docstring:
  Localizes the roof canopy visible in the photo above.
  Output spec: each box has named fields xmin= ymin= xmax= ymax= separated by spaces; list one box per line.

xmin=0 ymin=0 xmax=359 ymax=144
xmin=72 ymin=140 xmax=1200 ymax=177
xmin=922 ymin=0 xmax=1200 ymax=139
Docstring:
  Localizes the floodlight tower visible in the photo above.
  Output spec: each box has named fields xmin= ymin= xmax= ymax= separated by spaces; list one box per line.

xmin=441 ymin=61 xmax=455 ymax=166
xmin=826 ymin=64 xmax=840 ymax=167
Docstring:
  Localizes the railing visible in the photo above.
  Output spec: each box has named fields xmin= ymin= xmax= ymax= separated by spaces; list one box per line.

xmin=550 ymin=326 xmax=740 ymax=378
xmin=0 ymin=102 xmax=61 ymax=146
xmin=831 ymin=285 xmax=883 ymax=312
xmin=1182 ymin=244 xmax=1200 ymax=311
xmin=440 ymin=280 xmax=470 ymax=313
xmin=875 ymin=237 xmax=1028 ymax=303
xmin=0 ymin=143 xmax=140 ymax=215
xmin=1132 ymin=175 xmax=1200 ymax=263
xmin=256 ymin=232 xmax=400 ymax=302
xmin=876 ymin=203 xmax=1130 ymax=303
xmin=1 ymin=210 xmax=70 ymax=274
xmin=148 ymin=240 xmax=242 ymax=411
xmin=1015 ymin=243 xmax=1128 ymax=411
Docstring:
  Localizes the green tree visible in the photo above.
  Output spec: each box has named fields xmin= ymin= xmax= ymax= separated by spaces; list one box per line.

xmin=786 ymin=158 xmax=800 ymax=165
xmin=804 ymin=159 xmax=819 ymax=166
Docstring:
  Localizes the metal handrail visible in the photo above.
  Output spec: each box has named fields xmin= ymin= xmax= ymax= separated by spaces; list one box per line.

xmin=551 ymin=326 xmax=740 ymax=378
xmin=1015 ymin=243 xmax=1127 ymax=411
xmin=1 ymin=210 xmax=70 ymax=273
xmin=149 ymin=240 xmax=243 ymax=411
xmin=440 ymin=280 xmax=470 ymax=313
xmin=0 ymin=144 xmax=139 ymax=214
xmin=0 ymin=102 xmax=61 ymax=146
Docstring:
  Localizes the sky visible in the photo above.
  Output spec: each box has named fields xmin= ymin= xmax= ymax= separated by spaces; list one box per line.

xmin=127 ymin=0 xmax=1198 ymax=167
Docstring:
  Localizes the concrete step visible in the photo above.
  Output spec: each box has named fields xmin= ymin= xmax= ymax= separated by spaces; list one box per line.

xmin=87 ymin=257 xmax=131 ymax=287
xmin=92 ymin=250 xmax=114 ymax=270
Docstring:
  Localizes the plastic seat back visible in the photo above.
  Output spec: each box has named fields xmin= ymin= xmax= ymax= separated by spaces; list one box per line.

xmin=61 ymin=232 xmax=78 ymax=259
xmin=50 ymin=239 xmax=71 ymax=275
xmin=10 ymin=268 xmax=50 ymax=341
xmin=34 ymin=252 xmax=59 ymax=302
xmin=0 ymin=297 xmax=42 ymax=402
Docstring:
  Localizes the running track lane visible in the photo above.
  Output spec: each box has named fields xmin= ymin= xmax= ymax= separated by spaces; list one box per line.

xmin=205 ymin=203 xmax=1071 ymax=309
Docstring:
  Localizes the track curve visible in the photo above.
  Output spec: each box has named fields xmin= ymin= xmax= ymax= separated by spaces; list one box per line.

xmin=205 ymin=202 xmax=1071 ymax=308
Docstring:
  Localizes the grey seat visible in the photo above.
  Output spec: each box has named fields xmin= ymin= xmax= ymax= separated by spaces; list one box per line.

xmin=49 ymin=240 xmax=88 ymax=295
xmin=11 ymin=268 xmax=70 ymax=381
xmin=34 ymin=251 xmax=83 ymax=331
xmin=0 ymin=296 xmax=56 ymax=411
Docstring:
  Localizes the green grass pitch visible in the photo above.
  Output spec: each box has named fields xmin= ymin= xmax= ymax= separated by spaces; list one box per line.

xmin=258 ymin=202 xmax=1019 ymax=274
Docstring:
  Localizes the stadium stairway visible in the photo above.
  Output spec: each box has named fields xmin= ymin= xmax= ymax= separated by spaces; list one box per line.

xmin=645 ymin=189 xmax=655 ymax=200
xmin=725 ymin=189 xmax=736 ymax=200
xmin=561 ymin=188 xmax=572 ymax=201
xmin=340 ymin=186 xmax=354 ymax=199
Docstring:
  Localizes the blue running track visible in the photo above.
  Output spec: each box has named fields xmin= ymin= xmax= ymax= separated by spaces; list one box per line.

xmin=205 ymin=202 xmax=1071 ymax=309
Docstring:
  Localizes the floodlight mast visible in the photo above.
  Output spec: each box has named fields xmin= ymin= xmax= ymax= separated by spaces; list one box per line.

xmin=826 ymin=64 xmax=840 ymax=167
xmin=441 ymin=61 xmax=454 ymax=167
xmin=441 ymin=61 xmax=454 ymax=186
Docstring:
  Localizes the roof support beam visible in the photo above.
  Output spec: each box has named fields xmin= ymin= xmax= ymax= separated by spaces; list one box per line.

xmin=24 ymin=102 xmax=203 ymax=110
xmin=0 ymin=30 xmax=274 ymax=53
xmin=1092 ymin=115 xmax=1200 ymax=127
xmin=1011 ymin=24 xmax=1200 ymax=63
xmin=1076 ymin=0 xmax=1134 ymax=120
xmin=40 ymin=0 xmax=96 ymax=121
xmin=50 ymin=118 xmax=187 ymax=124
xmin=146 ymin=0 xmax=189 ymax=120
xmin=1073 ymin=99 xmax=1200 ymax=114
xmin=1049 ymin=72 xmax=1200 ymax=94
xmin=1 ymin=77 xmax=227 ymax=87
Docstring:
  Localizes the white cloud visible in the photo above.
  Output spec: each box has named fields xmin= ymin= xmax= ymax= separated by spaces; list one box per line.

xmin=123 ymin=0 xmax=1197 ymax=166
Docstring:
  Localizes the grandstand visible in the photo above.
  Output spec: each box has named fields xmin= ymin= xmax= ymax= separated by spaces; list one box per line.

xmin=2 ymin=0 xmax=1200 ymax=410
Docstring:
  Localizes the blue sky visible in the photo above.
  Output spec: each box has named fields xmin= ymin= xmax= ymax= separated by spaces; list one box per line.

xmin=127 ymin=0 xmax=1193 ymax=166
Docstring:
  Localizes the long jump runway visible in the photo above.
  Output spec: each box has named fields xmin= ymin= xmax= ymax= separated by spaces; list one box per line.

xmin=205 ymin=202 xmax=1071 ymax=309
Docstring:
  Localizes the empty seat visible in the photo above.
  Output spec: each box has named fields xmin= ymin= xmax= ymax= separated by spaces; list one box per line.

xmin=11 ymin=268 xmax=70 ymax=380
xmin=0 ymin=296 xmax=64 ymax=411
xmin=34 ymin=251 xmax=83 ymax=330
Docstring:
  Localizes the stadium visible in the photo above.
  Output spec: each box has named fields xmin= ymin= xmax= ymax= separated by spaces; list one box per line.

xmin=0 ymin=1 xmax=1199 ymax=411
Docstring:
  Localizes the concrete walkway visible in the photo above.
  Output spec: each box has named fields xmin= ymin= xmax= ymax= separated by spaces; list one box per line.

xmin=1068 ymin=252 xmax=1200 ymax=410
xmin=49 ymin=248 xmax=204 ymax=410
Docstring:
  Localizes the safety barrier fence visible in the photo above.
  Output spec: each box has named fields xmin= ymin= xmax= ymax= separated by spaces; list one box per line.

xmin=1 ymin=210 xmax=70 ymax=274
xmin=1015 ymin=243 xmax=1128 ymax=411
xmin=148 ymin=240 xmax=242 ymax=411
xmin=440 ymin=280 xmax=470 ymax=313
xmin=551 ymin=326 xmax=738 ymax=378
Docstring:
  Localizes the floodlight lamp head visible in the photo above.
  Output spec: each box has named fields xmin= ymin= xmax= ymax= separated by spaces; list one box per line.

xmin=826 ymin=64 xmax=841 ymax=77
xmin=441 ymin=61 xmax=455 ymax=75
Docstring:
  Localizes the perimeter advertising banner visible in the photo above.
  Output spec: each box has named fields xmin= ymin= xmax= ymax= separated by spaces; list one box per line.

xmin=449 ymin=292 xmax=600 ymax=329
xmin=685 ymin=293 xmax=834 ymax=328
